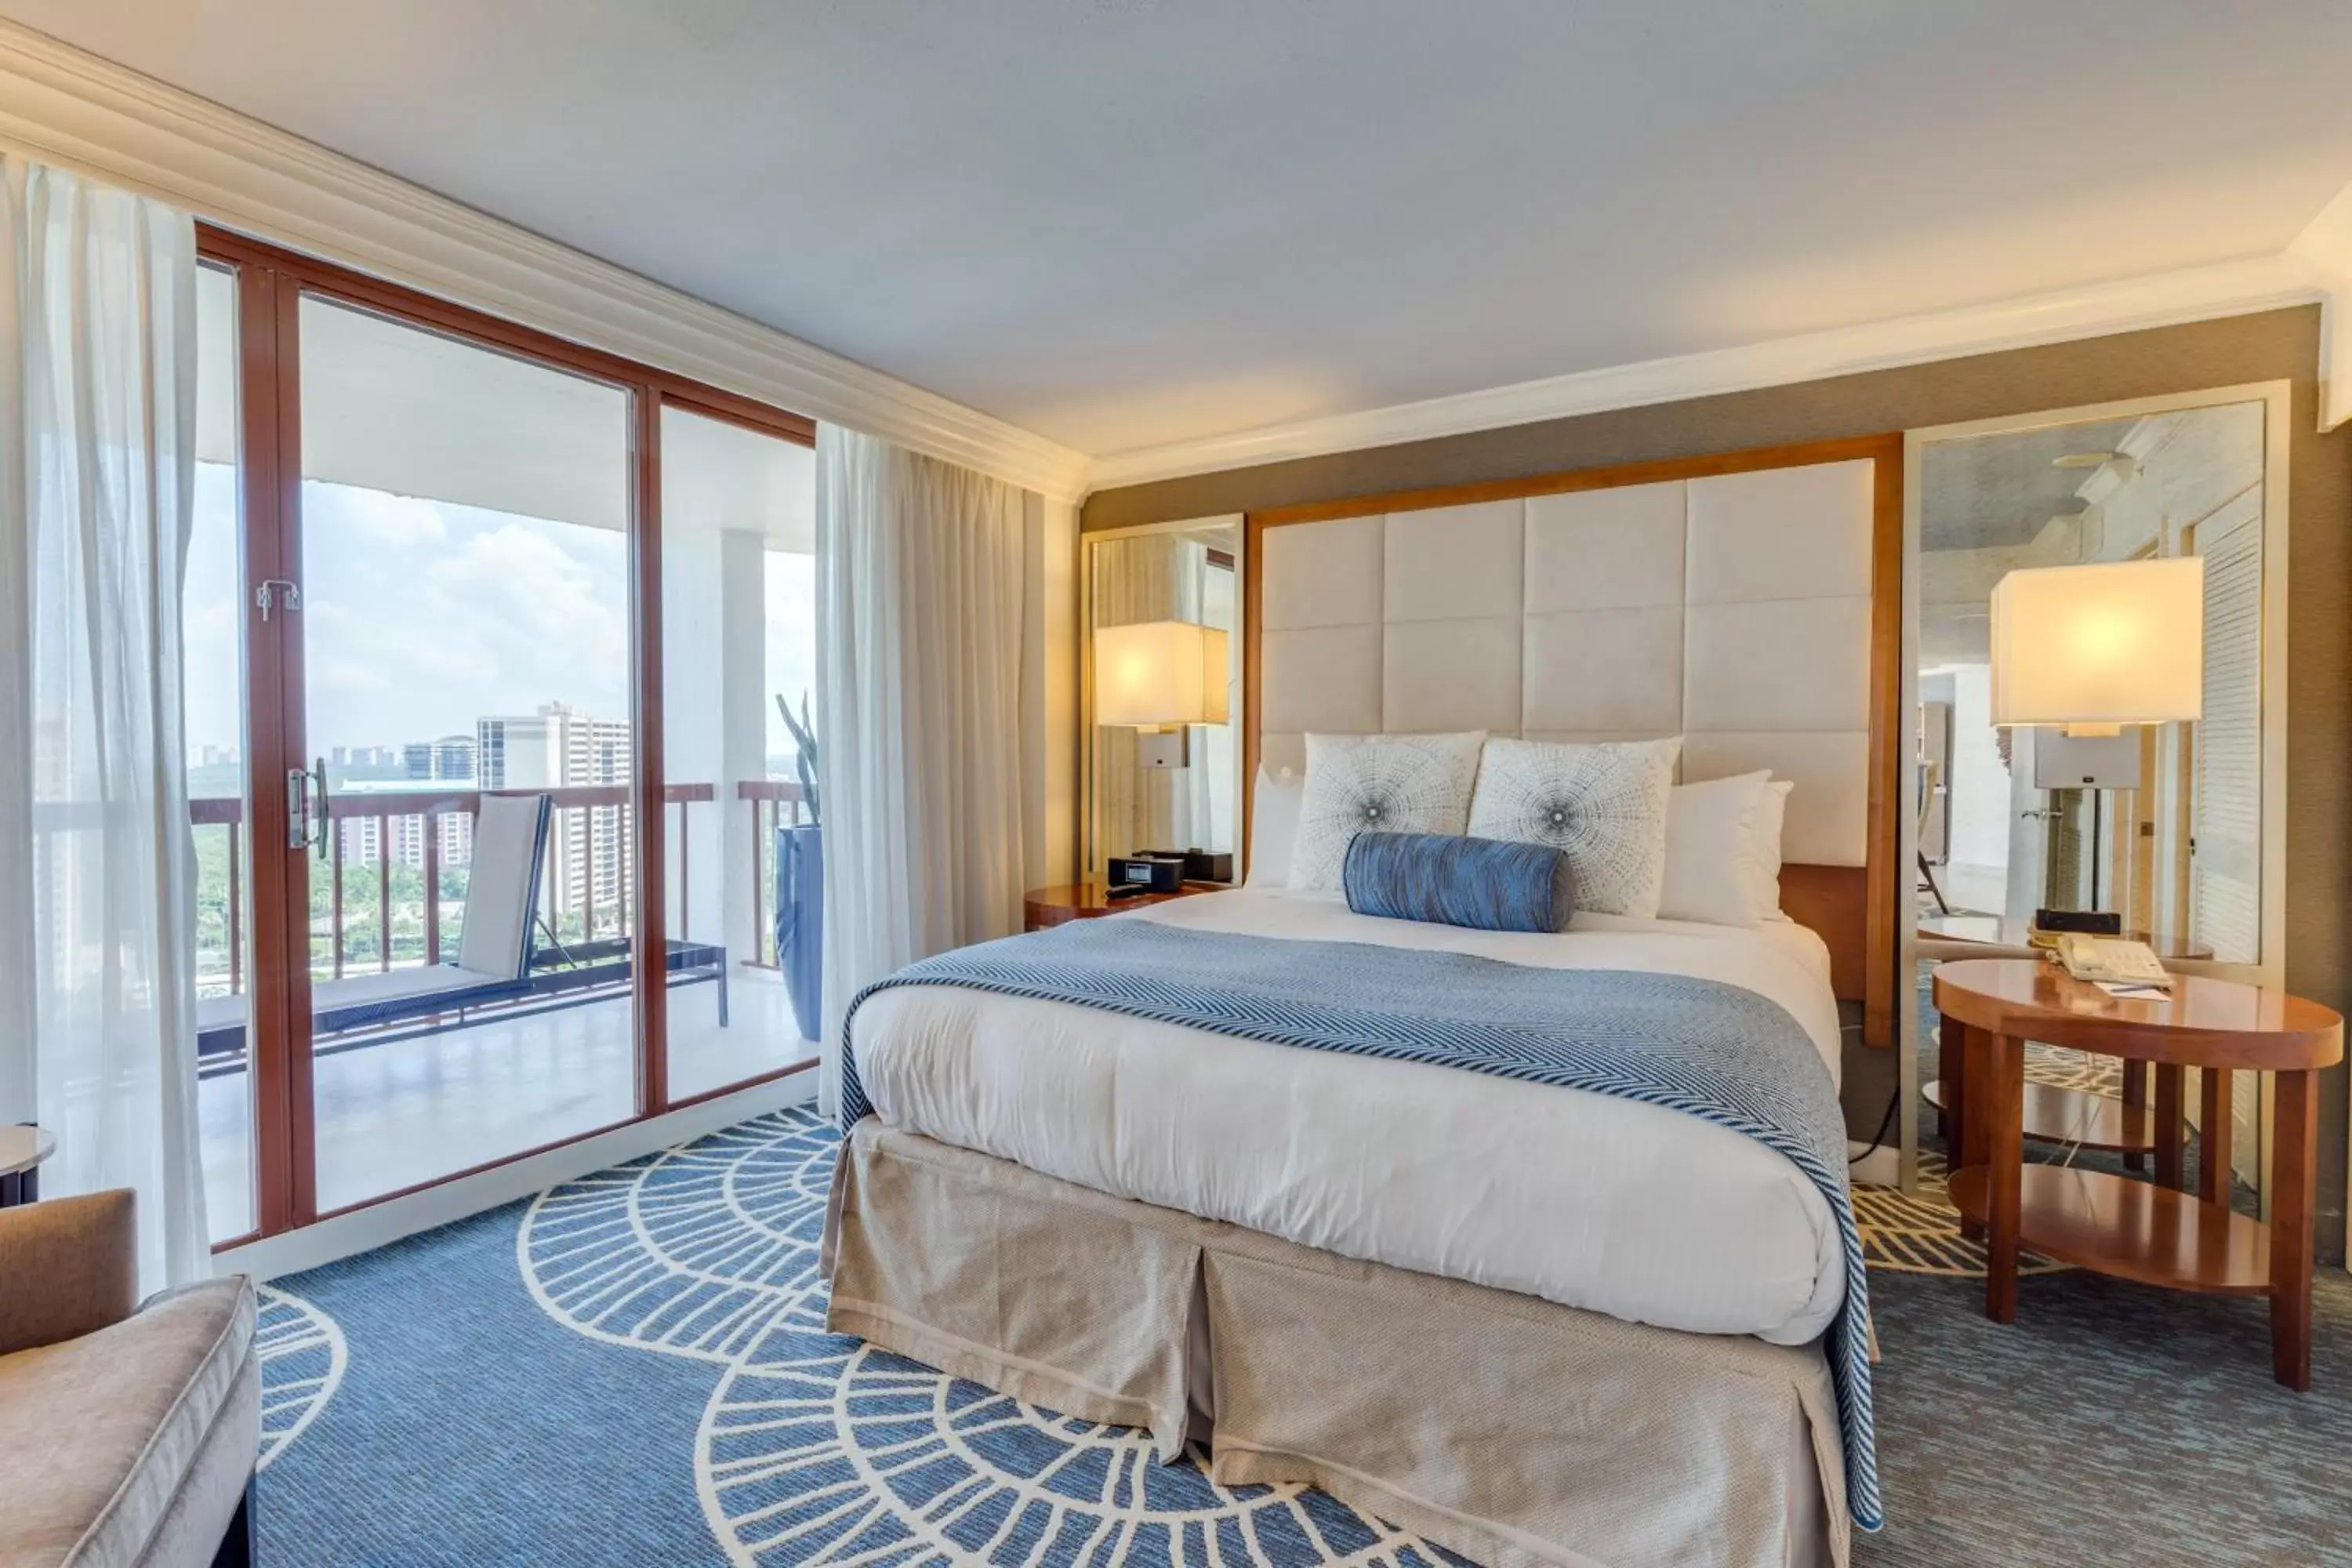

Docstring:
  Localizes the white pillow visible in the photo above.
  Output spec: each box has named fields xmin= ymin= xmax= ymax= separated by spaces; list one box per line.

xmin=1288 ymin=731 xmax=1486 ymax=893
xmin=1753 ymin=778 xmax=1795 ymax=918
xmin=1465 ymin=737 xmax=1680 ymax=917
xmin=1659 ymin=771 xmax=1785 ymax=927
xmin=1245 ymin=764 xmax=1304 ymax=889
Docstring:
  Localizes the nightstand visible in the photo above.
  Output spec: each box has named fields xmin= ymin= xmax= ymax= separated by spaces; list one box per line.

xmin=1933 ymin=957 xmax=2343 ymax=1390
xmin=1024 ymin=881 xmax=1223 ymax=931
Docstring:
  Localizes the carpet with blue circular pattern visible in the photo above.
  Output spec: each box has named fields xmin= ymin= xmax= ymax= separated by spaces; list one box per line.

xmin=259 ymin=1109 xmax=1463 ymax=1566
xmin=256 ymin=1102 xmax=2352 ymax=1566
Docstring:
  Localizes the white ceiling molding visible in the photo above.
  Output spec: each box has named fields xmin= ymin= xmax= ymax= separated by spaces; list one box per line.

xmin=0 ymin=21 xmax=1091 ymax=502
xmin=1088 ymin=252 xmax=2334 ymax=492
xmin=2286 ymin=178 xmax=2352 ymax=434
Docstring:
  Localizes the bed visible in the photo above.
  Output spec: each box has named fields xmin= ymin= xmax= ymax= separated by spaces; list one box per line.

xmin=851 ymin=889 xmax=1846 ymax=1347
xmin=825 ymin=443 xmax=1900 ymax=1568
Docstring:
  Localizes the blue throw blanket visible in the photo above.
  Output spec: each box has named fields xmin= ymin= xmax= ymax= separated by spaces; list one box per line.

xmin=840 ymin=918 xmax=1880 ymax=1532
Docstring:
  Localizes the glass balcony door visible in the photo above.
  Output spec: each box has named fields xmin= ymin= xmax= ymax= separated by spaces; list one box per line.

xmin=193 ymin=226 xmax=817 ymax=1243
xmin=289 ymin=292 xmax=641 ymax=1213
xmin=659 ymin=401 xmax=822 ymax=1102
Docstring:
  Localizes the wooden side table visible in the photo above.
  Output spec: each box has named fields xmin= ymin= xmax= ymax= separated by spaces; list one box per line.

xmin=1024 ymin=881 xmax=1224 ymax=931
xmin=1921 ymin=920 xmax=2211 ymax=1172
xmin=0 ymin=1125 xmax=56 ymax=1207
xmin=1932 ymin=958 xmax=2342 ymax=1390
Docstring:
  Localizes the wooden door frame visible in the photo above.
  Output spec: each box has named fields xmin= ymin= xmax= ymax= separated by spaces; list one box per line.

xmin=196 ymin=223 xmax=818 ymax=1247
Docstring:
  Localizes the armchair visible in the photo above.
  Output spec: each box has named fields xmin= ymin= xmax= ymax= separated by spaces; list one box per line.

xmin=0 ymin=1191 xmax=258 ymax=1568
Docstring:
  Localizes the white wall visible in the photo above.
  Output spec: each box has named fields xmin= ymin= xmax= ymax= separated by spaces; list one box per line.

xmin=1945 ymin=664 xmax=2011 ymax=873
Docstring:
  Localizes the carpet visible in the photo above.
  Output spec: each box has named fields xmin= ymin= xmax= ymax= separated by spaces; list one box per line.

xmin=256 ymin=1106 xmax=2352 ymax=1566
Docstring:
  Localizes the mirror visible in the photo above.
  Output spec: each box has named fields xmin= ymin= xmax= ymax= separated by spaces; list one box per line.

xmin=1083 ymin=518 xmax=1242 ymax=885
xmin=1915 ymin=391 xmax=2280 ymax=968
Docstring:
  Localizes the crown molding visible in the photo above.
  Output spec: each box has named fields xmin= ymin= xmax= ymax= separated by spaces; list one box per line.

xmin=2286 ymin=177 xmax=2352 ymax=433
xmin=0 ymin=21 xmax=1091 ymax=501
xmin=1088 ymin=252 xmax=2331 ymax=492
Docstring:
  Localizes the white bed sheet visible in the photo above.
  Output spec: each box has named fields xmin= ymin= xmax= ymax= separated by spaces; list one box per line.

xmin=850 ymin=888 xmax=1849 ymax=1345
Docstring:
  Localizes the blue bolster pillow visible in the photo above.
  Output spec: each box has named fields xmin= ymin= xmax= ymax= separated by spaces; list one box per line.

xmin=1341 ymin=831 xmax=1577 ymax=934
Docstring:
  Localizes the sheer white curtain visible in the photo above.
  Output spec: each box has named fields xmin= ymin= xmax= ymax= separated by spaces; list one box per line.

xmin=0 ymin=162 xmax=208 ymax=1287
xmin=815 ymin=425 xmax=1028 ymax=1115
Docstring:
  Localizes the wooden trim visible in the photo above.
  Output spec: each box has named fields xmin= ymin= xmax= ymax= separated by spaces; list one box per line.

xmin=198 ymin=222 xmax=820 ymax=443
xmin=633 ymin=388 xmax=669 ymax=1117
xmin=1244 ymin=434 xmax=1905 ymax=532
xmin=661 ymin=1055 xmax=821 ymax=1116
xmin=1863 ymin=434 xmax=1905 ymax=1047
xmin=1240 ymin=434 xmax=1905 ymax=1041
xmin=228 ymin=256 xmax=300 ymax=1237
xmin=1240 ymin=517 xmax=1263 ymax=877
xmin=658 ymin=382 xmax=818 ymax=449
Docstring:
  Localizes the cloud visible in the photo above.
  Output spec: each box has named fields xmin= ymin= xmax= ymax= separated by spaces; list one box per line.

xmin=182 ymin=469 xmax=814 ymax=774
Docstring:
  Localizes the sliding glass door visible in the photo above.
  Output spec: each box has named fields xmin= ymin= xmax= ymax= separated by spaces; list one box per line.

xmin=294 ymin=294 xmax=640 ymax=1210
xmin=659 ymin=403 xmax=822 ymax=1101
xmin=192 ymin=227 xmax=816 ymax=1242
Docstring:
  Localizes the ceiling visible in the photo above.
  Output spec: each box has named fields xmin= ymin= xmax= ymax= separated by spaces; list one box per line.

xmin=1918 ymin=417 xmax=2142 ymax=554
xmin=19 ymin=2 xmax=2352 ymax=459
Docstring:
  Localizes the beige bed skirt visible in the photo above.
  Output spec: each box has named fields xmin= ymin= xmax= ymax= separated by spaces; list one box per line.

xmin=822 ymin=1120 xmax=1848 ymax=1568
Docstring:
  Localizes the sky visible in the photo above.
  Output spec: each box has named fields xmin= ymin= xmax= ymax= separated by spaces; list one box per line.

xmin=183 ymin=463 xmax=817 ymax=765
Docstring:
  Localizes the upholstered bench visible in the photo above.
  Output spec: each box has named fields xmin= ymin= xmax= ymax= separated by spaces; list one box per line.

xmin=0 ymin=1191 xmax=258 ymax=1568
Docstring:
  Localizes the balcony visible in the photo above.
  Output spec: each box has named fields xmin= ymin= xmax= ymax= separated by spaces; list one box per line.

xmin=193 ymin=779 xmax=815 ymax=1238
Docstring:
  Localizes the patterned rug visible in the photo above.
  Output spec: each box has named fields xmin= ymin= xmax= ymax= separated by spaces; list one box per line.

xmin=254 ymin=1101 xmax=2352 ymax=1567
xmin=261 ymin=1109 xmax=1465 ymax=1566
xmin=1852 ymin=1040 xmax=2117 ymax=1279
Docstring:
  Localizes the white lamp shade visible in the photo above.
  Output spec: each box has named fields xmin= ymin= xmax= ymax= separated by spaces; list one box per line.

xmin=1094 ymin=620 xmax=1231 ymax=728
xmin=1989 ymin=557 xmax=2204 ymax=733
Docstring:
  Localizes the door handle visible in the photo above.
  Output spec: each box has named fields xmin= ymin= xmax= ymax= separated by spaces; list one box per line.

xmin=309 ymin=757 xmax=330 ymax=860
xmin=286 ymin=768 xmax=310 ymax=850
xmin=286 ymin=760 xmax=329 ymax=855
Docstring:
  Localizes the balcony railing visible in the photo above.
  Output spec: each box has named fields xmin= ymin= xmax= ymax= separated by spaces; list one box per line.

xmin=190 ymin=779 xmax=808 ymax=1001
xmin=742 ymin=779 xmax=812 ymax=969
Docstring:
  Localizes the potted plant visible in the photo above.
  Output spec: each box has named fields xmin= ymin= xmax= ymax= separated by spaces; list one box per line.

xmin=774 ymin=692 xmax=823 ymax=1044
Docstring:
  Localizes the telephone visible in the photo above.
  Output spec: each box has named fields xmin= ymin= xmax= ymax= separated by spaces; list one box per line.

xmin=2053 ymin=933 xmax=2171 ymax=989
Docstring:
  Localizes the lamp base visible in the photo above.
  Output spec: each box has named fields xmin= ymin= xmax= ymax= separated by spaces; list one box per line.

xmin=1136 ymin=728 xmax=1189 ymax=770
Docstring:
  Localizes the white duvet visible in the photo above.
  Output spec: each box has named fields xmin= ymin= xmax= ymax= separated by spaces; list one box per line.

xmin=849 ymin=887 xmax=1849 ymax=1345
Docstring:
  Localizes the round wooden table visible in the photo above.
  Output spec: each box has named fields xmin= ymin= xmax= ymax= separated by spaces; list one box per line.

xmin=0 ymin=1124 xmax=56 ymax=1207
xmin=1931 ymin=958 xmax=2342 ymax=1390
xmin=1921 ymin=924 xmax=2213 ymax=1171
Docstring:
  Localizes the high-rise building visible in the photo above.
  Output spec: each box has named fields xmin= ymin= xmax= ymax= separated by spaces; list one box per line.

xmin=476 ymin=702 xmax=630 ymax=936
xmin=433 ymin=735 xmax=477 ymax=782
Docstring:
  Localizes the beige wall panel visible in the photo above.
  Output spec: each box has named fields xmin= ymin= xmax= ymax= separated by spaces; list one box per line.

xmin=1684 ymin=597 xmax=1871 ymax=733
xmin=1683 ymin=731 xmax=1871 ymax=866
xmin=1385 ymin=500 xmax=1524 ymax=622
xmin=1522 ymin=607 xmax=1684 ymax=733
xmin=1524 ymin=481 xmax=1686 ymax=614
xmin=1262 ymin=624 xmax=1382 ymax=735
xmin=1263 ymin=515 xmax=1383 ymax=630
xmin=1684 ymin=460 xmax=1875 ymax=605
xmin=1384 ymin=617 xmax=1522 ymax=735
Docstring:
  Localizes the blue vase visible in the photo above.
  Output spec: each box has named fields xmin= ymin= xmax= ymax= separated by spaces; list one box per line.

xmin=774 ymin=823 xmax=824 ymax=1044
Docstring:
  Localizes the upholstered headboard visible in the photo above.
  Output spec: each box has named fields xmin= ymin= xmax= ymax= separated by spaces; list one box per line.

xmin=1244 ymin=437 xmax=1900 ymax=1044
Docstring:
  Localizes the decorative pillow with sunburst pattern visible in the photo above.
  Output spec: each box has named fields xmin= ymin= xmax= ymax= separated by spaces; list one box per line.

xmin=1287 ymin=731 xmax=1486 ymax=892
xmin=1465 ymin=736 xmax=1682 ymax=917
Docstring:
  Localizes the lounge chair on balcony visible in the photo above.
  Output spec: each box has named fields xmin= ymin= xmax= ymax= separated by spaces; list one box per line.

xmin=195 ymin=793 xmax=551 ymax=1061
xmin=194 ymin=792 xmax=728 ymax=1065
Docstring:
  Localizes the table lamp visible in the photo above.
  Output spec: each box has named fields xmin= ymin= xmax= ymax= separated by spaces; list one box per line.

xmin=1989 ymin=557 xmax=2203 ymax=735
xmin=1094 ymin=619 xmax=1229 ymax=769
xmin=1989 ymin=557 xmax=2203 ymax=924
